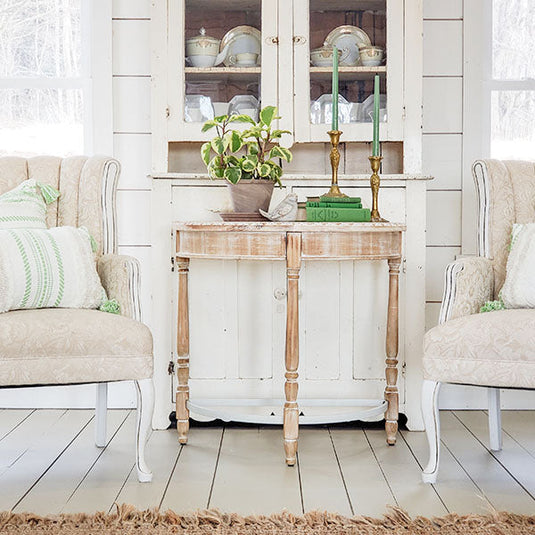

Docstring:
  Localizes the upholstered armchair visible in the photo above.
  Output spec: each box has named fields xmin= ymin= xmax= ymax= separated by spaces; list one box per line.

xmin=422 ymin=159 xmax=535 ymax=483
xmin=0 ymin=156 xmax=154 ymax=482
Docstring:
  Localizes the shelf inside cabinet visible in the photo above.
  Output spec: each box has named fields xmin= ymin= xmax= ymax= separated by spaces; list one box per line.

xmin=185 ymin=66 xmax=261 ymax=82
xmin=186 ymin=0 xmax=261 ymax=11
xmin=310 ymin=0 xmax=386 ymax=12
xmin=310 ymin=66 xmax=386 ymax=81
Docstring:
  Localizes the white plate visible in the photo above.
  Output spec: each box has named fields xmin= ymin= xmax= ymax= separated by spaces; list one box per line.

xmin=324 ymin=25 xmax=371 ymax=66
xmin=220 ymin=25 xmax=261 ymax=67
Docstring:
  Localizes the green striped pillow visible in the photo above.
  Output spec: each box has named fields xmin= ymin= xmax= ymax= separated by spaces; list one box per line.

xmin=0 ymin=179 xmax=59 ymax=229
xmin=0 ymin=226 xmax=106 ymax=313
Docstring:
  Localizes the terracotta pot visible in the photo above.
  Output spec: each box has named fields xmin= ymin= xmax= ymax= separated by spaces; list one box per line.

xmin=227 ymin=179 xmax=275 ymax=213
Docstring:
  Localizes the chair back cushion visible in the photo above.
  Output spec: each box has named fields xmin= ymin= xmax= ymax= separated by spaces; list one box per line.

xmin=473 ymin=159 xmax=535 ymax=296
xmin=0 ymin=156 xmax=120 ymax=255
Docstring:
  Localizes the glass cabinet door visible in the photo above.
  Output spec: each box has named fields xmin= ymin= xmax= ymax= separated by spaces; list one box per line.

xmin=293 ymin=0 xmax=403 ymax=143
xmin=167 ymin=0 xmax=278 ymax=142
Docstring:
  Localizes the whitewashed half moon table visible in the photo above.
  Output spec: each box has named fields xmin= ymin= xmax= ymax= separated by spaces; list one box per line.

xmin=173 ymin=221 xmax=405 ymax=465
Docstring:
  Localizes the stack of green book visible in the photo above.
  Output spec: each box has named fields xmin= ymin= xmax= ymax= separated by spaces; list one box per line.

xmin=306 ymin=196 xmax=371 ymax=222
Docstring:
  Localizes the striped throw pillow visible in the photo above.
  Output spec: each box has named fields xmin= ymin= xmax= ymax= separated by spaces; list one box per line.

xmin=0 ymin=179 xmax=59 ymax=229
xmin=0 ymin=226 xmax=106 ymax=313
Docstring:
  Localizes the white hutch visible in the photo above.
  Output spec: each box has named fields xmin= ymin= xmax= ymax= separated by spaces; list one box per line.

xmin=150 ymin=0 xmax=428 ymax=432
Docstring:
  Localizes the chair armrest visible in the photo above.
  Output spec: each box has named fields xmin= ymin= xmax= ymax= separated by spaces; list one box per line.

xmin=439 ymin=256 xmax=494 ymax=323
xmin=97 ymin=254 xmax=142 ymax=321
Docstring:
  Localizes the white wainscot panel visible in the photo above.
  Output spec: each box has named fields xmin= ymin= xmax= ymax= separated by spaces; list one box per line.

xmin=423 ymin=77 xmax=463 ymax=134
xmin=118 ymin=245 xmax=152 ymax=326
xmin=113 ymin=77 xmax=151 ymax=133
xmin=113 ymin=0 xmax=151 ymax=19
xmin=423 ymin=20 xmax=463 ymax=76
xmin=423 ymin=134 xmax=462 ymax=189
xmin=423 ymin=0 xmax=462 ymax=19
xmin=116 ymin=190 xmax=151 ymax=245
xmin=114 ymin=134 xmax=152 ymax=190
xmin=113 ymin=20 xmax=151 ymax=75
xmin=425 ymin=246 xmax=461 ymax=302
xmin=425 ymin=302 xmax=441 ymax=332
xmin=353 ymin=260 xmax=390 ymax=380
xmin=426 ymin=190 xmax=462 ymax=246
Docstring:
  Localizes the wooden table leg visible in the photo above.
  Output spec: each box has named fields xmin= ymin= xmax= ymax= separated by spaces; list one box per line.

xmin=284 ymin=233 xmax=302 ymax=466
xmin=176 ymin=256 xmax=190 ymax=444
xmin=385 ymin=258 xmax=401 ymax=445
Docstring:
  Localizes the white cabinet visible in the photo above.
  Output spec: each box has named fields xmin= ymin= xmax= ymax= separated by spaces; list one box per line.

xmin=157 ymin=0 xmax=414 ymax=148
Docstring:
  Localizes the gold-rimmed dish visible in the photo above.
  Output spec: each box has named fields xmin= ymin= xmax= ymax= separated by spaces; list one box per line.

xmin=324 ymin=25 xmax=371 ymax=66
xmin=220 ymin=25 xmax=261 ymax=67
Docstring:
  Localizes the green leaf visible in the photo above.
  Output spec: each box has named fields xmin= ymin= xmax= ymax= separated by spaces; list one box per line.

xmin=228 ymin=130 xmax=243 ymax=152
xmin=241 ymin=157 xmax=256 ymax=173
xmin=201 ymin=142 xmax=212 ymax=165
xmin=247 ymin=143 xmax=259 ymax=155
xmin=214 ymin=115 xmax=228 ymax=124
xmin=201 ymin=120 xmax=217 ymax=132
xmin=260 ymin=106 xmax=277 ymax=127
xmin=270 ymin=129 xmax=292 ymax=138
xmin=225 ymin=155 xmax=240 ymax=166
xmin=224 ymin=167 xmax=242 ymax=184
xmin=259 ymin=163 xmax=271 ymax=177
xmin=211 ymin=137 xmax=227 ymax=155
xmin=229 ymin=114 xmax=256 ymax=125
xmin=269 ymin=146 xmax=293 ymax=162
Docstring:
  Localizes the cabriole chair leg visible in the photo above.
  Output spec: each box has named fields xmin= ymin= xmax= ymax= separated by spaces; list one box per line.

xmin=422 ymin=379 xmax=441 ymax=483
xmin=135 ymin=378 xmax=154 ymax=483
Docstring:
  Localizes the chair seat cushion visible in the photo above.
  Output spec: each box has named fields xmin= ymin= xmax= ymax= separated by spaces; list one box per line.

xmin=0 ymin=308 xmax=153 ymax=386
xmin=423 ymin=309 xmax=535 ymax=388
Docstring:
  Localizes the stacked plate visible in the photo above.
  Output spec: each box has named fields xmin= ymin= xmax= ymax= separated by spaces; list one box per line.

xmin=324 ymin=25 xmax=371 ymax=66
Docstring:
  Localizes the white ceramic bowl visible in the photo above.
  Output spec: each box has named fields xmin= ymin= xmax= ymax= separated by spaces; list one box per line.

xmin=359 ymin=46 xmax=384 ymax=66
xmin=310 ymin=46 xmax=339 ymax=67
xmin=187 ymin=55 xmax=217 ymax=68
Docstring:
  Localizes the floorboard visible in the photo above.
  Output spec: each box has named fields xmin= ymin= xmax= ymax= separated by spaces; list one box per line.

xmin=399 ymin=427 xmax=493 ymax=515
xmin=365 ymin=428 xmax=448 ymax=518
xmin=0 ymin=409 xmax=33 ymax=441
xmin=160 ymin=427 xmax=222 ymax=513
xmin=499 ymin=411 xmax=535 ymax=458
xmin=61 ymin=411 xmax=136 ymax=514
xmin=330 ymin=427 xmax=396 ymax=517
xmin=297 ymin=427 xmax=352 ymax=515
xmin=455 ymin=411 xmax=535 ymax=500
xmin=0 ymin=410 xmax=92 ymax=512
xmin=439 ymin=411 xmax=535 ymax=514
xmin=209 ymin=427 xmax=302 ymax=515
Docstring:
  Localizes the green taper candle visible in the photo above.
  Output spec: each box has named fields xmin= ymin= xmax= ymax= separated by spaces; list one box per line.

xmin=332 ymin=46 xmax=339 ymax=131
xmin=372 ymin=74 xmax=380 ymax=156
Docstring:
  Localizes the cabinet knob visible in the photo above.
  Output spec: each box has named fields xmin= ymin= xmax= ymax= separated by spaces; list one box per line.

xmin=274 ymin=288 xmax=286 ymax=300
xmin=266 ymin=36 xmax=279 ymax=45
xmin=293 ymin=35 xmax=307 ymax=45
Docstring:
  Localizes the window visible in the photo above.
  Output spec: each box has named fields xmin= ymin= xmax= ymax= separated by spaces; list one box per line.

xmin=0 ymin=0 xmax=110 ymax=157
xmin=488 ymin=0 xmax=535 ymax=158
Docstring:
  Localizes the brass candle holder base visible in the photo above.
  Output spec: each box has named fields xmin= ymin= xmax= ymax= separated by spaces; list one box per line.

xmin=321 ymin=130 xmax=348 ymax=199
xmin=369 ymin=155 xmax=388 ymax=222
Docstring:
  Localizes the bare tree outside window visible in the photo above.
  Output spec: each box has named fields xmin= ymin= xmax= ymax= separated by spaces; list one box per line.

xmin=491 ymin=0 xmax=535 ymax=158
xmin=0 ymin=0 xmax=85 ymax=156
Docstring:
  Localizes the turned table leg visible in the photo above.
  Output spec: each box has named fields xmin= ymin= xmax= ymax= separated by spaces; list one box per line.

xmin=176 ymin=256 xmax=190 ymax=444
xmin=385 ymin=258 xmax=401 ymax=445
xmin=284 ymin=233 xmax=302 ymax=466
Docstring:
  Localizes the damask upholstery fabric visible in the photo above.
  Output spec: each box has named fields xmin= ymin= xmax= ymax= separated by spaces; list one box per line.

xmin=0 ymin=226 xmax=106 ymax=313
xmin=501 ymin=223 xmax=535 ymax=308
xmin=0 ymin=308 xmax=153 ymax=386
xmin=485 ymin=160 xmax=535 ymax=296
xmin=447 ymin=256 xmax=494 ymax=321
xmin=423 ymin=309 xmax=535 ymax=388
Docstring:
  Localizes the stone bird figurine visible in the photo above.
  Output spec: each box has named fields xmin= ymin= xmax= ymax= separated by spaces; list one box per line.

xmin=260 ymin=193 xmax=298 ymax=221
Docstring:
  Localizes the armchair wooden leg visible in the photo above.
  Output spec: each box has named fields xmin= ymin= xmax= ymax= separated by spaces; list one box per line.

xmin=488 ymin=387 xmax=502 ymax=452
xmin=95 ymin=383 xmax=108 ymax=447
xmin=135 ymin=378 xmax=154 ymax=483
xmin=422 ymin=379 xmax=441 ymax=484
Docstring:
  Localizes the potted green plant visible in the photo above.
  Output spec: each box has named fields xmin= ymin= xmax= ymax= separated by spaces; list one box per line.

xmin=200 ymin=106 xmax=292 ymax=213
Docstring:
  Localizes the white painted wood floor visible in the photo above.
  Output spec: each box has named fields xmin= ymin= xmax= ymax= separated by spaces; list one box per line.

xmin=0 ymin=409 xmax=534 ymax=518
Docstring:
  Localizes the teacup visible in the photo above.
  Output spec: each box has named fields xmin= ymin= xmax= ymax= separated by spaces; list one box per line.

xmin=358 ymin=46 xmax=384 ymax=66
xmin=310 ymin=46 xmax=347 ymax=67
xmin=186 ymin=55 xmax=218 ymax=68
xmin=228 ymin=52 xmax=258 ymax=67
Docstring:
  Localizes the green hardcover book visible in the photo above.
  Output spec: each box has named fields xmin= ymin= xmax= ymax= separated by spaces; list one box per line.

xmin=307 ymin=201 xmax=363 ymax=209
xmin=320 ymin=196 xmax=362 ymax=203
xmin=306 ymin=207 xmax=371 ymax=222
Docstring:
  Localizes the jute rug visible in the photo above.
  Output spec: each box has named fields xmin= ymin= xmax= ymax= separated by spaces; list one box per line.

xmin=1 ymin=504 xmax=534 ymax=534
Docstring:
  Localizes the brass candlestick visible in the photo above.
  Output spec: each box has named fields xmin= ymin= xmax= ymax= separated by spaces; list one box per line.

xmin=322 ymin=130 xmax=348 ymax=199
xmin=369 ymin=155 xmax=387 ymax=222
